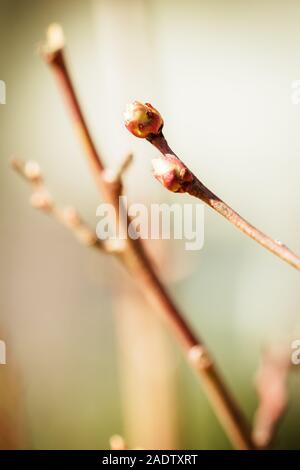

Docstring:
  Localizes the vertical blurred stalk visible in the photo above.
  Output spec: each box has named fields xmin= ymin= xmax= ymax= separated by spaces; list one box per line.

xmin=115 ymin=286 xmax=179 ymax=449
xmin=92 ymin=0 xmax=178 ymax=448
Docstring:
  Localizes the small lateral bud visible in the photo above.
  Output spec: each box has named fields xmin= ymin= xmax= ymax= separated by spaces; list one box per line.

xmin=75 ymin=226 xmax=97 ymax=247
xmin=62 ymin=206 xmax=81 ymax=227
xmin=30 ymin=190 xmax=53 ymax=211
xmin=46 ymin=23 xmax=65 ymax=53
xmin=124 ymin=101 xmax=163 ymax=138
xmin=40 ymin=23 xmax=65 ymax=64
xmin=109 ymin=434 xmax=127 ymax=450
xmin=152 ymin=157 xmax=193 ymax=193
xmin=188 ymin=345 xmax=212 ymax=370
xmin=24 ymin=161 xmax=42 ymax=183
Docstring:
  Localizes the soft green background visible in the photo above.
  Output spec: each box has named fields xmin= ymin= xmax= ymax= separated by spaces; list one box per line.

xmin=1 ymin=0 xmax=300 ymax=449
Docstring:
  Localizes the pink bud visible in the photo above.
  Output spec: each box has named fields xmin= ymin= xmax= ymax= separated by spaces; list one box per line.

xmin=152 ymin=157 xmax=193 ymax=193
xmin=124 ymin=101 xmax=163 ymax=138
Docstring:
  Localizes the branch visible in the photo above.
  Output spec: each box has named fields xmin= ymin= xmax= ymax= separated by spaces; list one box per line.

xmin=11 ymin=158 xmax=113 ymax=252
xmin=32 ymin=24 xmax=256 ymax=449
xmin=105 ymin=153 xmax=133 ymax=184
xmin=102 ymin=152 xmax=133 ymax=195
xmin=124 ymin=101 xmax=300 ymax=272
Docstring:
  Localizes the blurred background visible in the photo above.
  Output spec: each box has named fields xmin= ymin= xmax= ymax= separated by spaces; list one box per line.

xmin=1 ymin=0 xmax=300 ymax=450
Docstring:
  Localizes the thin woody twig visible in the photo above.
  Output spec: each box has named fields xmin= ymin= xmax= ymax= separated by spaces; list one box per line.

xmin=11 ymin=158 xmax=105 ymax=250
xmin=112 ymin=152 xmax=134 ymax=184
xmin=124 ymin=101 xmax=300 ymax=272
xmin=34 ymin=24 xmax=256 ymax=449
xmin=102 ymin=153 xmax=133 ymax=195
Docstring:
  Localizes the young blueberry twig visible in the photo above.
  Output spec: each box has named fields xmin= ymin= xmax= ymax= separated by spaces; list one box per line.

xmin=11 ymin=158 xmax=110 ymax=251
xmin=124 ymin=101 xmax=300 ymax=272
xmin=28 ymin=24 xmax=257 ymax=449
xmin=102 ymin=152 xmax=133 ymax=192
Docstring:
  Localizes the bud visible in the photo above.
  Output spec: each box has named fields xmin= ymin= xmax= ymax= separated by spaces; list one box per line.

xmin=24 ymin=161 xmax=42 ymax=183
xmin=188 ymin=345 xmax=212 ymax=370
xmin=124 ymin=101 xmax=163 ymax=138
xmin=152 ymin=157 xmax=193 ymax=193
xmin=109 ymin=435 xmax=126 ymax=451
xmin=47 ymin=23 xmax=65 ymax=52
xmin=63 ymin=206 xmax=81 ymax=227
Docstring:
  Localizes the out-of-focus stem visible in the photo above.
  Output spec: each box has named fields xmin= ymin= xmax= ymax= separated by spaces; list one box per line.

xmin=115 ymin=288 xmax=179 ymax=449
xmin=11 ymin=159 xmax=106 ymax=251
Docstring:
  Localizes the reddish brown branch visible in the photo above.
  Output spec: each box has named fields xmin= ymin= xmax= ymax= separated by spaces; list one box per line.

xmin=32 ymin=24 xmax=256 ymax=449
xmin=124 ymin=101 xmax=300 ymax=272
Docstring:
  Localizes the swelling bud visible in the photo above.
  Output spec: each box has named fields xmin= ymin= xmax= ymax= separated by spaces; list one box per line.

xmin=152 ymin=157 xmax=193 ymax=193
xmin=124 ymin=101 xmax=163 ymax=138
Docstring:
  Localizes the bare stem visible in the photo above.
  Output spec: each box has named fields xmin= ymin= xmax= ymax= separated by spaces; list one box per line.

xmin=33 ymin=24 xmax=256 ymax=449
xmin=148 ymin=132 xmax=300 ymax=272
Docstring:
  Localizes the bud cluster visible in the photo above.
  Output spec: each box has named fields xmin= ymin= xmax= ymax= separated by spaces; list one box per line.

xmin=124 ymin=101 xmax=194 ymax=193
